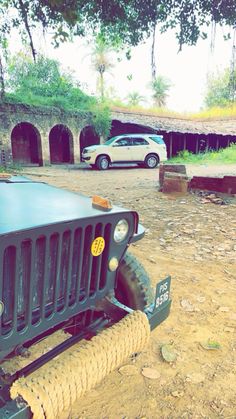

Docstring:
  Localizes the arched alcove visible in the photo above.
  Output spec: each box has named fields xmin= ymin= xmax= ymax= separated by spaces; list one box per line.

xmin=11 ymin=122 xmax=43 ymax=166
xmin=49 ymin=125 xmax=74 ymax=164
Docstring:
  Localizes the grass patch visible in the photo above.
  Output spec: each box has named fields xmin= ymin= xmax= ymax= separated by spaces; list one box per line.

xmin=111 ymin=104 xmax=186 ymax=118
xmin=0 ymin=163 xmax=23 ymax=173
xmin=169 ymin=144 xmax=236 ymax=164
xmin=191 ymin=104 xmax=236 ymax=119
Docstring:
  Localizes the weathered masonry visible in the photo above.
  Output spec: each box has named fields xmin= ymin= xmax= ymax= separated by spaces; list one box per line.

xmin=0 ymin=104 xmax=236 ymax=166
xmin=0 ymin=104 xmax=99 ymax=166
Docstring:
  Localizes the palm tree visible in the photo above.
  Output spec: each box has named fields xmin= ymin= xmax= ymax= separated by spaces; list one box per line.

xmin=127 ymin=91 xmax=145 ymax=106
xmin=90 ymin=35 xmax=114 ymax=100
xmin=151 ymin=75 xmax=171 ymax=107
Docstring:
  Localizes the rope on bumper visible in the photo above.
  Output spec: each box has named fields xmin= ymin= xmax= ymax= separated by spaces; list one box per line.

xmin=10 ymin=311 xmax=150 ymax=419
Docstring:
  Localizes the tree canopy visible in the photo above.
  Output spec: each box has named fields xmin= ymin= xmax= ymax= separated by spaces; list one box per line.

xmin=6 ymin=53 xmax=96 ymax=109
xmin=0 ymin=0 xmax=236 ymax=60
xmin=204 ymin=68 xmax=236 ymax=108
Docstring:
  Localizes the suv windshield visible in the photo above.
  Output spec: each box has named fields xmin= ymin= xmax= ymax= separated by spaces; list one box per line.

xmin=149 ymin=135 xmax=165 ymax=145
xmin=105 ymin=136 xmax=120 ymax=145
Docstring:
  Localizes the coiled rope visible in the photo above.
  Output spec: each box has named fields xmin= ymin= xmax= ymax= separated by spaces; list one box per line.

xmin=11 ymin=311 xmax=150 ymax=419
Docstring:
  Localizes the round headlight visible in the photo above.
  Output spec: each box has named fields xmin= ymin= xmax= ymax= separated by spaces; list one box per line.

xmin=114 ymin=219 xmax=129 ymax=243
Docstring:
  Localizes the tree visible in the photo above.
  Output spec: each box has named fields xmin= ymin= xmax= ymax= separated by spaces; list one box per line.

xmin=126 ymin=91 xmax=145 ymax=107
xmin=151 ymin=75 xmax=171 ymax=107
xmin=204 ymin=68 xmax=236 ymax=108
xmin=6 ymin=52 xmax=97 ymax=110
xmin=7 ymin=53 xmax=73 ymax=97
xmin=90 ymin=35 xmax=114 ymax=100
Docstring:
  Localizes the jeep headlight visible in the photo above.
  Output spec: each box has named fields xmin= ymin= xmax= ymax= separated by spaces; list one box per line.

xmin=114 ymin=219 xmax=129 ymax=243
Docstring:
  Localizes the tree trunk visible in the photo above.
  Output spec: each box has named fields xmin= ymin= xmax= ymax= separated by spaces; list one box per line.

xmin=229 ymin=27 xmax=236 ymax=103
xmin=151 ymin=24 xmax=157 ymax=82
xmin=17 ymin=0 xmax=37 ymax=62
xmin=0 ymin=54 xmax=5 ymax=101
xmin=100 ymin=70 xmax=105 ymax=100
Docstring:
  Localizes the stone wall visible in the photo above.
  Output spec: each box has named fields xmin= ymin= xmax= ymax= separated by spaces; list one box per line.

xmin=0 ymin=103 xmax=92 ymax=165
xmin=189 ymin=176 xmax=236 ymax=195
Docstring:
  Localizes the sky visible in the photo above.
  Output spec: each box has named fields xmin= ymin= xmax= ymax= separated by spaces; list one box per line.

xmin=13 ymin=24 xmax=235 ymax=113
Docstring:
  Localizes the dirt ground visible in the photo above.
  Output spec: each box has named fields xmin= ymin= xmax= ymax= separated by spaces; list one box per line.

xmin=22 ymin=163 xmax=236 ymax=418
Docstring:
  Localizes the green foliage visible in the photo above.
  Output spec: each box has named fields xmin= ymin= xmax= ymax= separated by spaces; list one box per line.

xmin=191 ymin=104 xmax=236 ymax=119
xmin=5 ymin=53 xmax=111 ymax=137
xmin=204 ymin=68 xmax=236 ymax=108
xmin=0 ymin=163 xmax=23 ymax=173
xmin=6 ymin=53 xmax=96 ymax=110
xmin=126 ymin=91 xmax=145 ymax=106
xmin=151 ymin=76 xmax=171 ymax=107
xmin=8 ymin=54 xmax=71 ymax=97
xmin=89 ymin=104 xmax=111 ymax=139
xmin=170 ymin=144 xmax=236 ymax=164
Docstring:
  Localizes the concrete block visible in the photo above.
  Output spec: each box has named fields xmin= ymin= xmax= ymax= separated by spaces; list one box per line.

xmin=162 ymin=171 xmax=189 ymax=194
xmin=159 ymin=164 xmax=187 ymax=190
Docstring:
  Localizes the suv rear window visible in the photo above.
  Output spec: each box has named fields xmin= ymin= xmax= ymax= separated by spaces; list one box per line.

xmin=149 ymin=136 xmax=165 ymax=145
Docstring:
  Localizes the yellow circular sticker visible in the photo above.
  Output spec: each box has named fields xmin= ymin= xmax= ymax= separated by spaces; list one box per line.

xmin=91 ymin=237 xmax=105 ymax=257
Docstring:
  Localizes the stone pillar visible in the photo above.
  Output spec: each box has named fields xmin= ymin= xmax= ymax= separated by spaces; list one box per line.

xmin=169 ymin=133 xmax=173 ymax=158
xmin=74 ymin=129 xmax=82 ymax=164
xmin=40 ymin=131 xmax=50 ymax=165
xmin=195 ymin=136 xmax=199 ymax=154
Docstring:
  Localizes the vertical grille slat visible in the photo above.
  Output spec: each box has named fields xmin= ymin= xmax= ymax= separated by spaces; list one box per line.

xmin=0 ymin=247 xmax=4 ymax=336
xmin=41 ymin=235 xmax=50 ymax=319
xmin=32 ymin=236 xmax=46 ymax=325
xmin=17 ymin=239 xmax=32 ymax=331
xmin=65 ymin=230 xmax=74 ymax=308
xmin=2 ymin=246 xmax=16 ymax=334
xmin=53 ymin=233 xmax=62 ymax=314
xmin=13 ymin=246 xmax=20 ymax=332
xmin=69 ymin=228 xmax=82 ymax=306
xmin=82 ymin=225 xmax=94 ymax=302
xmin=25 ymin=239 xmax=36 ymax=328
xmin=58 ymin=230 xmax=71 ymax=312
xmin=75 ymin=229 xmax=85 ymax=304
xmin=99 ymin=224 xmax=111 ymax=290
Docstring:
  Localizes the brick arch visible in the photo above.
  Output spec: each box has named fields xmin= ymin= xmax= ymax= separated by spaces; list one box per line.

xmin=49 ymin=124 xmax=74 ymax=164
xmin=11 ymin=122 xmax=43 ymax=166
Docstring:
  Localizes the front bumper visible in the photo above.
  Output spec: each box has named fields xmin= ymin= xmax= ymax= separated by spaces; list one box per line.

xmin=81 ymin=156 xmax=91 ymax=161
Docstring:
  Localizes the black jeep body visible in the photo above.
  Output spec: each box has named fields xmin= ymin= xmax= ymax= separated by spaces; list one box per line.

xmin=0 ymin=175 xmax=171 ymax=418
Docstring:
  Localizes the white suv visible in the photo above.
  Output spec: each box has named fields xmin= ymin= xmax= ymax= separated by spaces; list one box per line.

xmin=82 ymin=134 xmax=167 ymax=170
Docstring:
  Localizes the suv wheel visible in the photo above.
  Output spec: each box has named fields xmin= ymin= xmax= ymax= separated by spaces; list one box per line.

xmin=115 ymin=252 xmax=153 ymax=310
xmin=144 ymin=153 xmax=159 ymax=169
xmin=96 ymin=155 xmax=110 ymax=170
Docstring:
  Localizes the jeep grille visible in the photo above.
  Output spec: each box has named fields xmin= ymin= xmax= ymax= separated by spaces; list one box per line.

xmin=0 ymin=221 xmax=111 ymax=342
